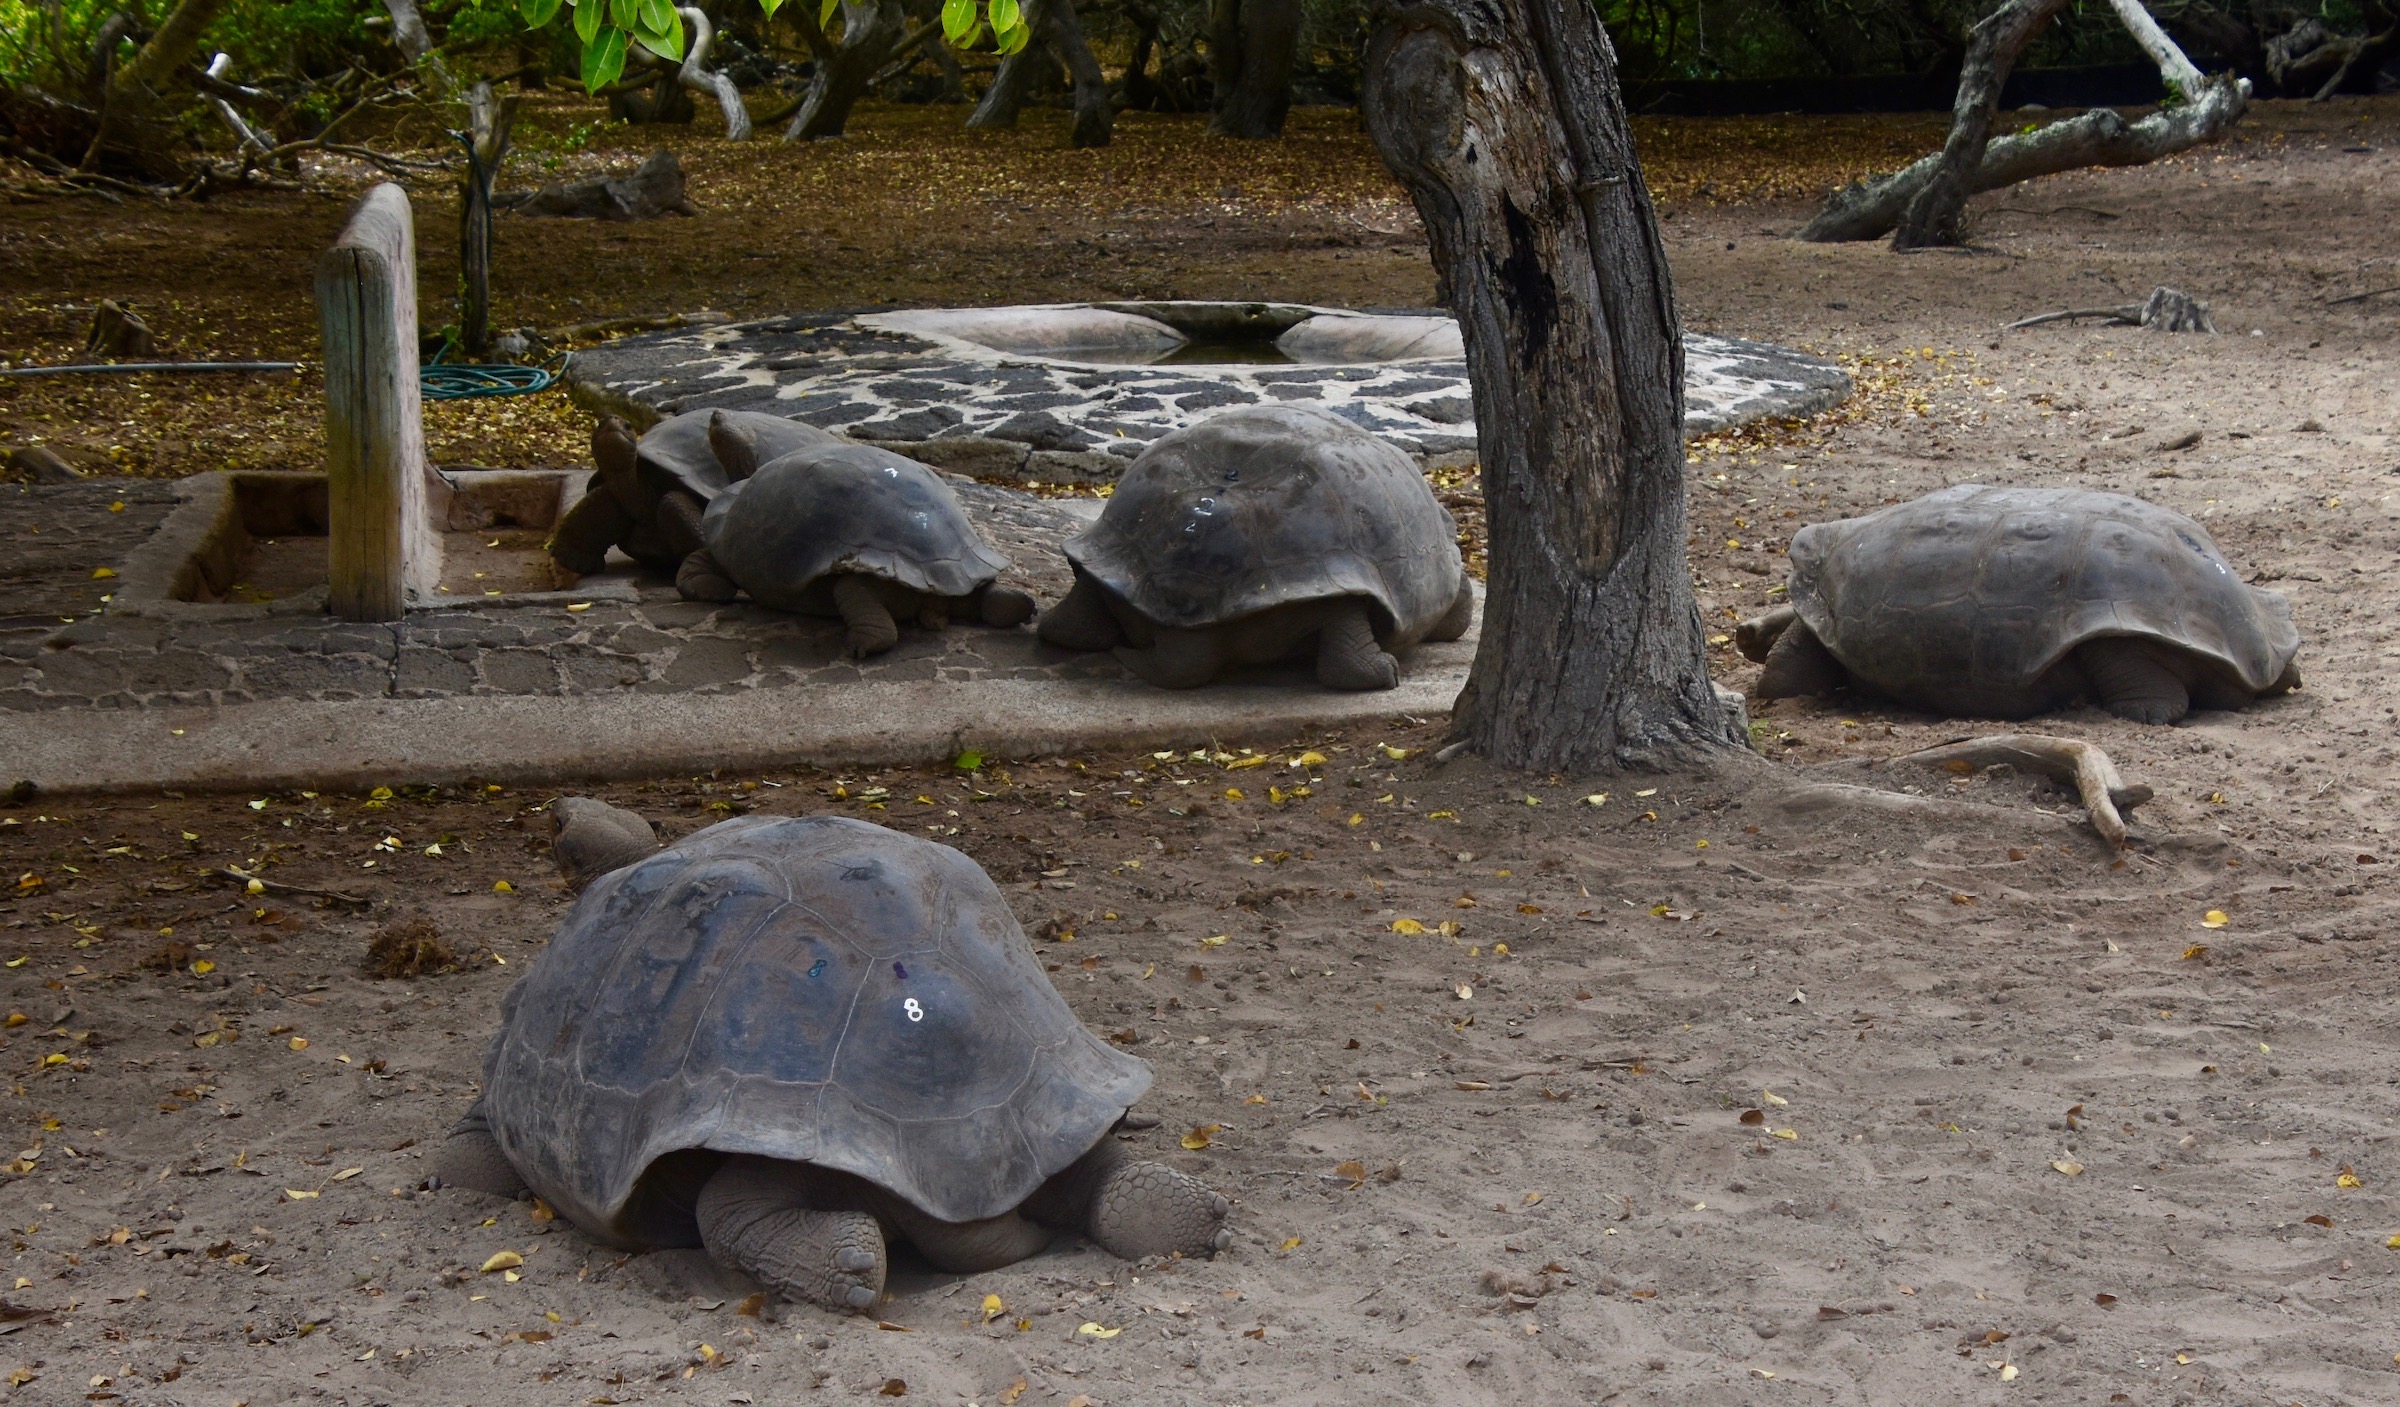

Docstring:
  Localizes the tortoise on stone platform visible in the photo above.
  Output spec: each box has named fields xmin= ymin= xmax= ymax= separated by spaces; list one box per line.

xmin=436 ymin=800 xmax=1231 ymax=1314
xmin=1036 ymin=404 xmax=1474 ymax=690
xmin=547 ymin=409 xmax=837 ymax=577
xmin=676 ymin=439 xmax=1036 ymax=657
xmin=1736 ymin=484 xmax=2302 ymax=724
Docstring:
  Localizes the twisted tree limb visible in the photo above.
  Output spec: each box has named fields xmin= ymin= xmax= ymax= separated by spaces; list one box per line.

xmin=1800 ymin=0 xmax=2248 ymax=245
xmin=1896 ymin=734 xmax=2152 ymax=846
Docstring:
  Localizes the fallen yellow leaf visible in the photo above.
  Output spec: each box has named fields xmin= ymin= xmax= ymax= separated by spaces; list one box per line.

xmin=1391 ymin=918 xmax=1424 ymax=935
xmin=1076 ymin=1322 xmax=1122 ymax=1339
xmin=981 ymin=1293 xmax=1005 ymax=1322
xmin=481 ymin=1250 xmax=525 ymax=1273
xmin=1277 ymin=1235 xmax=1303 ymax=1252
xmin=2338 ymin=1166 xmax=2363 ymax=1189
xmin=2200 ymin=909 xmax=2229 ymax=928
xmin=2051 ymin=1160 xmax=2085 ymax=1177
xmin=284 ymin=1188 xmax=320 ymax=1200
xmin=2182 ymin=945 xmax=2210 ymax=961
xmin=331 ymin=1167 xmax=363 ymax=1181
xmin=1179 ymin=1124 xmax=1222 ymax=1151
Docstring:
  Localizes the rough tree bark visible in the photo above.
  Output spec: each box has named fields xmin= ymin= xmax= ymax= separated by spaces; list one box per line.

xmin=783 ymin=0 xmax=912 ymax=139
xmin=1359 ymin=0 xmax=1742 ymax=771
xmin=964 ymin=0 xmax=1112 ymax=146
xmin=1209 ymin=0 xmax=1300 ymax=139
xmin=1799 ymin=0 xmax=2249 ymax=244
xmin=79 ymin=0 xmax=229 ymax=179
xmin=1891 ymin=0 xmax=2071 ymax=249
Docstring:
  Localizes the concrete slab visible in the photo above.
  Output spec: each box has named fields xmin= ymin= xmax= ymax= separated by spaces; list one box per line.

xmin=0 ymin=643 xmax=1472 ymax=795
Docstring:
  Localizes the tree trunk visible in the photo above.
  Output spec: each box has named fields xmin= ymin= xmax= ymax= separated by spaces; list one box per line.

xmin=1048 ymin=0 xmax=1113 ymax=147
xmin=966 ymin=22 xmax=1053 ymax=129
xmin=965 ymin=0 xmax=1110 ymax=145
xmin=1360 ymin=0 xmax=1741 ymax=771
xmin=785 ymin=0 xmax=906 ymax=139
xmin=1209 ymin=0 xmax=1299 ymax=139
xmin=1799 ymin=0 xmax=2248 ymax=244
xmin=1891 ymin=0 xmax=2071 ymax=249
xmin=79 ymin=0 xmax=228 ymax=179
xmin=383 ymin=0 xmax=434 ymax=63
xmin=457 ymin=82 xmax=518 ymax=360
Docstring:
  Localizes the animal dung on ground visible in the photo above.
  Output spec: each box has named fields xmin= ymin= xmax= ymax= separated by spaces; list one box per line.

xmin=364 ymin=917 xmax=456 ymax=978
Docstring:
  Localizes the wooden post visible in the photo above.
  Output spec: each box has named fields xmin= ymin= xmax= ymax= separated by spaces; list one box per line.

xmin=317 ymin=182 xmax=440 ymax=621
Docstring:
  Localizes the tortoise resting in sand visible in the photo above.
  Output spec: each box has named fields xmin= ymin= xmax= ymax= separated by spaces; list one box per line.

xmin=1737 ymin=484 xmax=2301 ymax=724
xmin=548 ymin=409 xmax=837 ymax=577
xmin=435 ymin=798 xmax=1231 ymax=1314
xmin=676 ymin=437 xmax=1037 ymax=657
xmin=1037 ymin=404 xmax=1473 ymax=690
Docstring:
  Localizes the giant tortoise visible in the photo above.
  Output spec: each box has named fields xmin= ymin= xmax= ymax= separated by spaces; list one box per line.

xmin=436 ymin=800 xmax=1231 ymax=1313
xmin=1737 ymin=484 xmax=2301 ymax=723
xmin=1036 ymin=404 xmax=1473 ymax=690
xmin=675 ymin=439 xmax=1038 ymax=656
xmin=548 ymin=409 xmax=836 ymax=576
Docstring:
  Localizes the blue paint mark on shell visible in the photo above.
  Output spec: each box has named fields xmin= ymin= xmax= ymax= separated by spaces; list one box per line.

xmin=893 ymin=961 xmax=908 ymax=981
xmin=807 ymin=958 xmax=827 ymax=979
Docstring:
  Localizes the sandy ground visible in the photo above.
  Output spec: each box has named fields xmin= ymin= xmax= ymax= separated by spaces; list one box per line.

xmin=1 ymin=96 xmax=2397 ymax=1406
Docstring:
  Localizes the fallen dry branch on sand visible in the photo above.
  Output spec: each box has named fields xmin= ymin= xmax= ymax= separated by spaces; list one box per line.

xmin=2325 ymin=283 xmax=2400 ymax=306
xmin=218 ymin=866 xmax=372 ymax=907
xmin=2003 ymin=285 xmax=2214 ymax=333
xmin=1895 ymin=733 xmax=2153 ymax=846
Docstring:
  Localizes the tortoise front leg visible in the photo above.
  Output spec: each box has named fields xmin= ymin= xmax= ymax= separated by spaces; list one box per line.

xmin=695 ymin=1156 xmax=886 ymax=1313
xmin=831 ymin=575 xmax=901 ymax=657
xmin=655 ymin=488 xmax=707 ymax=563
xmin=974 ymin=584 xmax=1038 ymax=629
xmin=2075 ymin=639 xmax=2190 ymax=724
xmin=1035 ymin=575 xmax=1121 ymax=651
xmin=548 ymin=487 xmax=633 ymax=576
xmin=868 ymin=1195 xmax=1050 ymax=1274
xmin=432 ymin=1101 xmax=529 ymax=1199
xmin=1315 ymin=599 xmax=1400 ymax=691
xmin=676 ymin=549 xmax=739 ymax=603
xmin=1115 ymin=627 xmax=1224 ymax=689
xmin=1754 ymin=619 xmax=1846 ymax=699
xmin=1024 ymin=1139 xmax=1231 ymax=1262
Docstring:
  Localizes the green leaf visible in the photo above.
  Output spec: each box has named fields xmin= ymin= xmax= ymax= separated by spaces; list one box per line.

xmin=609 ymin=0 xmax=638 ymax=30
xmin=940 ymin=0 xmax=976 ymax=44
xmin=953 ymin=750 xmax=984 ymax=772
xmin=819 ymin=0 xmax=840 ymax=30
xmin=634 ymin=1 xmax=684 ymax=62
xmin=757 ymin=0 xmax=784 ymax=15
xmin=994 ymin=17 xmax=1031 ymax=53
xmin=639 ymin=0 xmax=675 ymax=33
xmin=574 ymin=0 xmax=603 ymax=44
xmin=520 ymin=0 xmax=562 ymax=27
xmin=581 ymin=24 xmax=627 ymax=91
xmin=988 ymin=0 xmax=1021 ymax=35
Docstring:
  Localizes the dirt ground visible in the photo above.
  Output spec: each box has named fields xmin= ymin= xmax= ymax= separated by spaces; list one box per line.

xmin=2 ymin=94 xmax=2399 ymax=1406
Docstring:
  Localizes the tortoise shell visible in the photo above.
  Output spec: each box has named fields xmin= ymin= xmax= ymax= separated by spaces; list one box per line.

xmin=634 ymin=409 xmax=837 ymax=505
xmin=699 ymin=442 xmax=1009 ymax=609
xmin=1788 ymin=484 xmax=2299 ymax=717
xmin=478 ymin=815 xmax=1150 ymax=1246
xmin=1065 ymin=405 xmax=1464 ymax=643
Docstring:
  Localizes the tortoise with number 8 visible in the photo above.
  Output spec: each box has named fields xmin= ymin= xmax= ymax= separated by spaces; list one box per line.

xmin=435 ymin=803 xmax=1231 ymax=1313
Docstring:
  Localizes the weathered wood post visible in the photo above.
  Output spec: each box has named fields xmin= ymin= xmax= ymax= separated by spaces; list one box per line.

xmin=317 ymin=182 xmax=441 ymax=621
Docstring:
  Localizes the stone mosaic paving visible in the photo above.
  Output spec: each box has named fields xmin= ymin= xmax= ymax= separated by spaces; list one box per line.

xmin=565 ymin=305 xmax=1854 ymax=481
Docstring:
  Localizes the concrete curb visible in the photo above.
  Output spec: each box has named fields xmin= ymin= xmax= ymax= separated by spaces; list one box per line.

xmin=1 ymin=667 xmax=1466 ymax=796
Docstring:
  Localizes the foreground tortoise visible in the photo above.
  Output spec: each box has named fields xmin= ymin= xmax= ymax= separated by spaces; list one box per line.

xmin=437 ymin=800 xmax=1231 ymax=1313
xmin=1037 ymin=404 xmax=1473 ymax=689
xmin=1737 ymin=484 xmax=2301 ymax=723
xmin=677 ymin=440 xmax=1036 ymax=657
xmin=548 ymin=409 xmax=836 ymax=576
